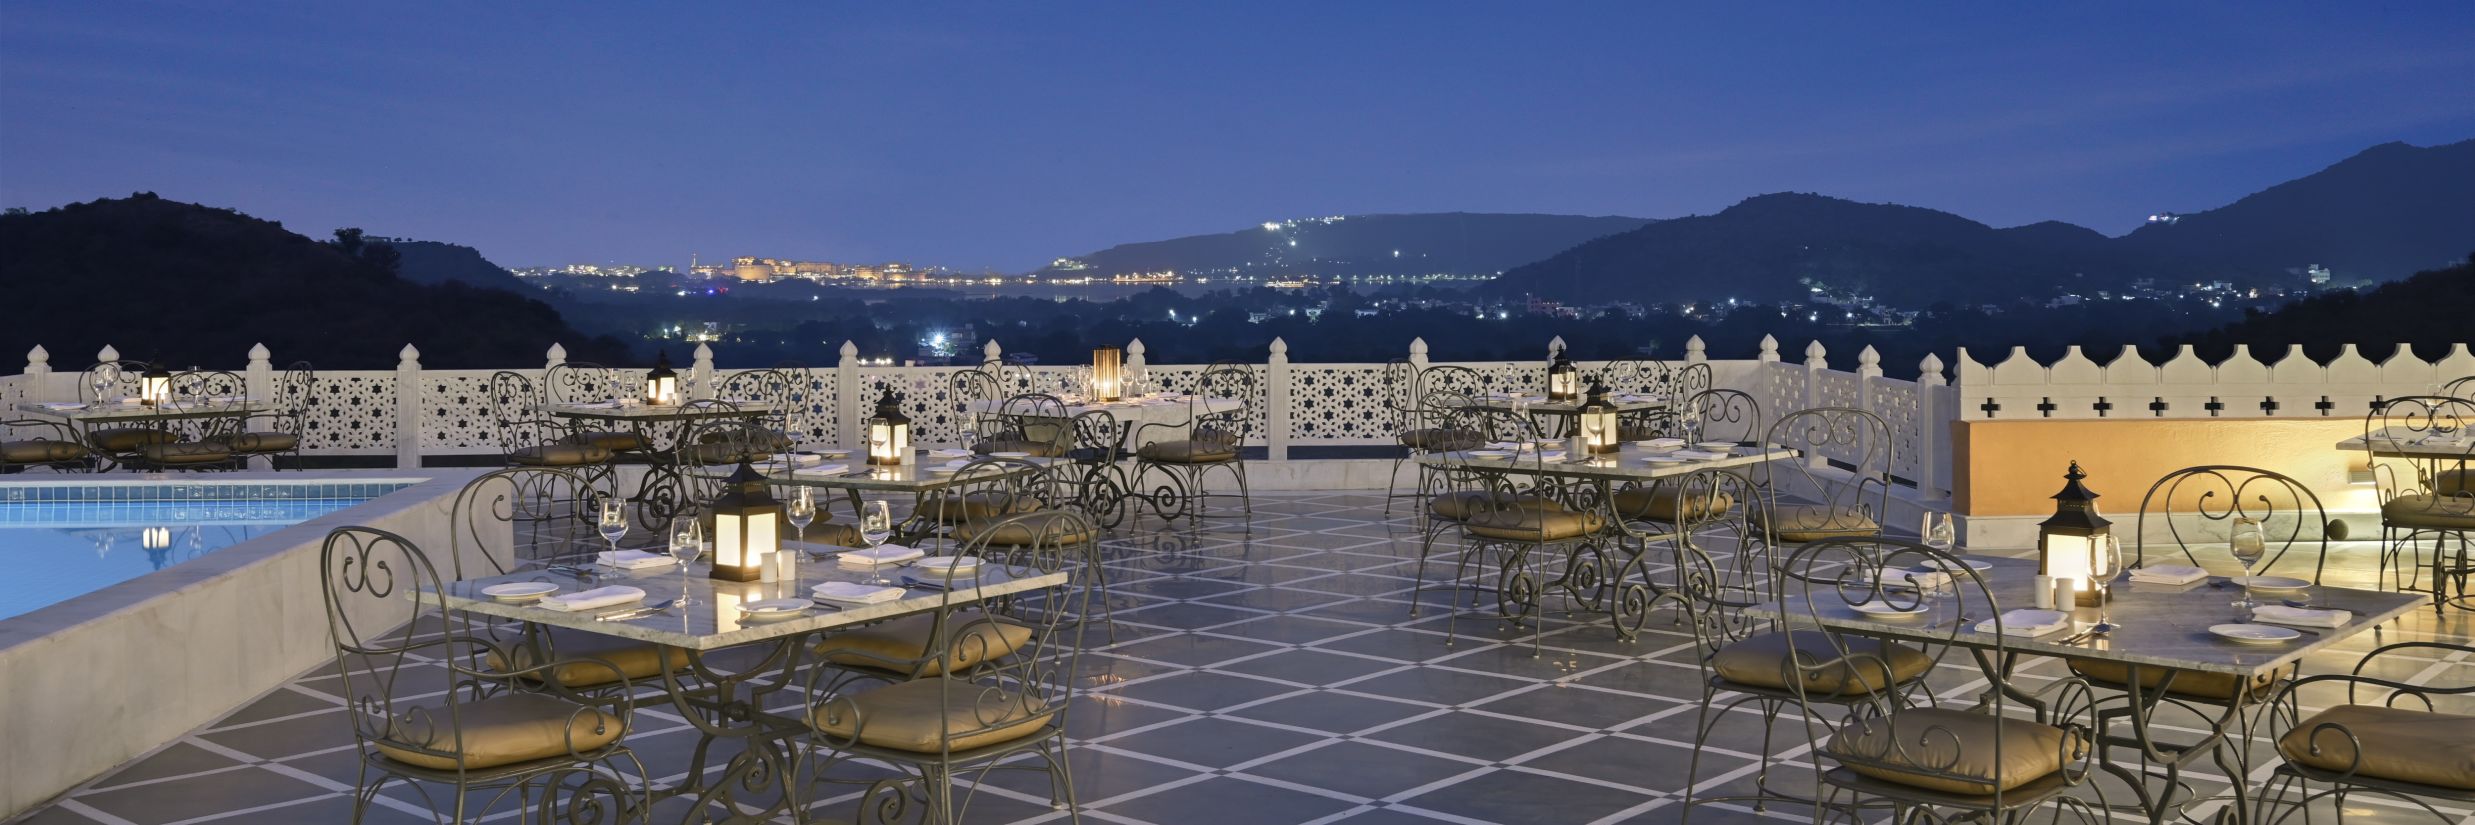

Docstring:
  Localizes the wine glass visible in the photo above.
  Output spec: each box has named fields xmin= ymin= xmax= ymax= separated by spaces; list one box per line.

xmin=2229 ymin=517 xmax=2267 ymax=618
xmin=89 ymin=363 xmax=118 ymax=404
xmin=787 ymin=487 xmax=817 ymax=558
xmin=1925 ymin=512 xmax=1956 ymax=552
xmin=859 ymin=501 xmax=895 ymax=585
xmin=596 ymin=499 xmax=628 ymax=557
xmin=668 ymin=517 xmax=702 ymax=607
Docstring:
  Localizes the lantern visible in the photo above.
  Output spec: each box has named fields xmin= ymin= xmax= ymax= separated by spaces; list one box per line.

xmin=645 ymin=351 xmax=680 ymax=406
xmin=2037 ymin=461 xmax=2115 ymax=606
xmin=1578 ymin=377 xmax=1621 ymax=454
xmin=707 ymin=461 xmax=778 ymax=582
xmin=1547 ymin=349 xmax=1579 ymax=402
xmin=142 ymin=526 xmax=171 ymax=551
xmin=139 ymin=362 xmax=171 ymax=407
xmin=866 ymin=387 xmax=911 ymax=466
xmin=1091 ymin=346 xmax=1124 ymax=402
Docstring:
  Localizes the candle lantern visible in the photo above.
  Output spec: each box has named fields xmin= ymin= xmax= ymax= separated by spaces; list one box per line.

xmin=707 ymin=461 xmax=778 ymax=582
xmin=2037 ymin=461 xmax=2116 ymax=606
xmin=139 ymin=362 xmax=172 ymax=407
xmin=866 ymin=387 xmax=911 ymax=466
xmin=1578 ymin=377 xmax=1621 ymax=454
xmin=645 ymin=351 xmax=680 ymax=406
xmin=1092 ymin=346 xmax=1124 ymax=402
xmin=1547 ymin=349 xmax=1579 ymax=402
xmin=142 ymin=526 xmax=172 ymax=551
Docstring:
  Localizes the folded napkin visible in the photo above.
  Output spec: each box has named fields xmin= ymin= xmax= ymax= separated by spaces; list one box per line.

xmin=2253 ymin=605 xmax=2350 ymax=628
xmin=839 ymin=544 xmax=926 ymax=567
xmin=2128 ymin=564 xmax=2209 ymax=585
xmin=790 ymin=463 xmax=850 ymax=476
xmin=1975 ymin=609 xmax=2072 ymax=637
xmin=597 ymin=550 xmax=672 ymax=570
xmin=1675 ymin=449 xmax=1733 ymax=460
xmin=1484 ymin=441 xmax=1524 ymax=450
xmin=1641 ymin=437 xmax=1687 ymax=447
xmin=929 ymin=448 xmax=973 ymax=458
xmin=539 ymin=585 xmax=646 ymax=611
xmin=38 ymin=401 xmax=87 ymax=410
xmin=811 ymin=582 xmax=905 ymax=604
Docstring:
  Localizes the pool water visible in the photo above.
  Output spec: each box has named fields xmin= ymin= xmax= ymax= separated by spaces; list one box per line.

xmin=0 ymin=487 xmax=402 ymax=620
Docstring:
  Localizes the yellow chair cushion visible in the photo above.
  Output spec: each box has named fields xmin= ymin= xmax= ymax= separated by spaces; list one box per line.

xmin=1612 ymin=487 xmax=1736 ymax=522
xmin=1712 ymin=630 xmax=1931 ymax=694
xmin=215 ymin=432 xmax=300 ymax=453
xmin=375 ymin=692 xmax=625 ymax=771
xmin=1138 ymin=439 xmax=1238 ymax=463
xmin=926 ymin=492 xmax=1039 ymax=524
xmin=808 ymin=677 xmax=1054 ymax=754
xmin=485 ymin=630 xmax=688 ymax=688
xmin=137 ymin=442 xmax=233 ymax=465
xmin=972 ymin=439 xmax=1067 ymax=458
xmin=565 ymin=430 xmax=649 ymax=452
xmin=955 ymin=511 xmax=1097 ymax=546
xmin=1399 ymin=427 xmax=1482 ymax=451
xmin=2067 ymin=659 xmax=2289 ymax=701
xmin=510 ymin=443 xmax=611 ymax=467
xmin=2382 ymin=494 xmax=2475 ymax=530
xmin=2437 ymin=469 xmax=2472 ymax=497
xmin=1826 ymin=707 xmax=2075 ymax=796
xmin=1756 ymin=504 xmax=1881 ymax=542
xmin=1463 ymin=507 xmax=1604 ymax=541
xmin=815 ymin=611 xmax=1033 ymax=677
xmin=1 ymin=439 xmax=86 ymax=463
xmin=1426 ymin=491 xmax=1561 ymax=522
xmin=88 ymin=427 xmax=175 ymax=452
xmin=2276 ymin=705 xmax=2475 ymax=790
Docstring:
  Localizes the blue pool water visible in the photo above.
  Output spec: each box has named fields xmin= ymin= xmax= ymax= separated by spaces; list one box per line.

xmin=0 ymin=482 xmax=410 ymax=620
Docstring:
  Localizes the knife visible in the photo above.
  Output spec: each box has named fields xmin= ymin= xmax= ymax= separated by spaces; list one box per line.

xmin=593 ymin=598 xmax=676 ymax=622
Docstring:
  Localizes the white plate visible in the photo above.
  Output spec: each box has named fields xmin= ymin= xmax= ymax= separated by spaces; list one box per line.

xmin=1695 ymin=441 xmax=1739 ymax=450
xmin=1850 ymin=600 xmax=1928 ymax=617
xmin=813 ymin=449 xmax=850 ymax=458
xmin=1469 ymin=449 xmax=1514 ymax=458
xmin=911 ymin=555 xmax=982 ymax=572
xmin=929 ymin=449 xmax=973 ymax=458
xmin=1639 ymin=438 xmax=1687 ymax=446
xmin=990 ymin=451 xmax=1031 ymax=458
xmin=1919 ymin=559 xmax=1994 ymax=572
xmin=1642 ymin=456 xmax=1685 ymax=464
xmin=2210 ymin=623 xmax=2301 ymax=645
xmin=483 ymin=582 xmax=559 ymax=602
xmin=738 ymin=598 xmax=812 ymax=621
xmin=2228 ymin=576 xmax=2310 ymax=591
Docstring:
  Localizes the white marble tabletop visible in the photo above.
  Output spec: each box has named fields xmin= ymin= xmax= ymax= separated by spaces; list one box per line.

xmin=545 ymin=399 xmax=777 ymax=422
xmin=1751 ymin=556 xmax=2423 ymax=677
xmin=1467 ymin=393 xmax=1668 ymax=415
xmin=2336 ymin=429 xmax=2475 ymax=460
xmin=758 ymin=452 xmax=1061 ymax=492
xmin=17 ymin=399 xmax=267 ymax=424
xmin=435 ymin=550 xmax=1069 ymax=651
xmin=1415 ymin=443 xmax=1798 ymax=483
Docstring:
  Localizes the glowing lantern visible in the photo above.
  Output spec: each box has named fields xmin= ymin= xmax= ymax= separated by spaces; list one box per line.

xmin=1092 ymin=346 xmax=1124 ymax=402
xmin=707 ymin=461 xmax=778 ymax=582
xmin=1578 ymin=377 xmax=1621 ymax=454
xmin=2037 ymin=461 xmax=2116 ymax=606
xmin=140 ymin=363 xmax=172 ymax=407
xmin=866 ymin=387 xmax=911 ymax=466
xmin=1547 ymin=350 xmax=1579 ymax=402
xmin=645 ymin=351 xmax=680 ymax=406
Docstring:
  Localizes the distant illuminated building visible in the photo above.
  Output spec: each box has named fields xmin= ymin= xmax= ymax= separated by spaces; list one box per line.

xmin=2145 ymin=212 xmax=2183 ymax=225
xmin=2307 ymin=264 xmax=2332 ymax=285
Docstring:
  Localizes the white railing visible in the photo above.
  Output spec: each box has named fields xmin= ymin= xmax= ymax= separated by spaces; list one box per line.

xmin=10 ymin=335 xmax=2470 ymax=504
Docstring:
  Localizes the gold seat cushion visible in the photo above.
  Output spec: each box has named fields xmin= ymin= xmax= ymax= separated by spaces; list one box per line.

xmin=926 ymin=492 xmax=1039 ymax=524
xmin=1756 ymin=504 xmax=1881 ymax=542
xmin=678 ymin=442 xmax=754 ymax=466
xmin=1138 ymin=439 xmax=1238 ymax=463
xmin=2437 ymin=469 xmax=2471 ymax=497
xmin=375 ymin=692 xmax=625 ymax=771
xmin=1426 ymin=491 xmax=1561 ymax=522
xmin=565 ymin=430 xmax=649 ymax=452
xmin=88 ymin=427 xmax=175 ymax=452
xmin=2067 ymin=659 xmax=2289 ymax=701
xmin=1399 ymin=427 xmax=1482 ymax=452
xmin=510 ymin=443 xmax=612 ymax=467
xmin=808 ymin=677 xmax=1054 ymax=754
xmin=697 ymin=427 xmax=793 ymax=453
xmin=1826 ymin=707 xmax=2075 ymax=795
xmin=485 ymin=630 xmax=688 ymax=688
xmin=2382 ymin=494 xmax=2475 ymax=530
xmin=137 ymin=441 xmax=233 ymax=465
xmin=1463 ymin=507 xmax=1605 ymax=541
xmin=1 ymin=439 xmax=87 ymax=463
xmin=2277 ymin=705 xmax=2475 ymax=790
xmin=1612 ymin=486 xmax=1737 ymax=522
xmin=954 ymin=511 xmax=1097 ymax=546
xmin=815 ymin=611 xmax=1034 ymax=677
xmin=972 ymin=439 xmax=1067 ymax=458
xmin=215 ymin=432 xmax=299 ymax=453
xmin=1712 ymin=630 xmax=1932 ymax=694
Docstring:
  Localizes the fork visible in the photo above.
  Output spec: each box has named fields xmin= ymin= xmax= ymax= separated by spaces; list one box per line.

xmin=594 ymin=598 xmax=677 ymax=622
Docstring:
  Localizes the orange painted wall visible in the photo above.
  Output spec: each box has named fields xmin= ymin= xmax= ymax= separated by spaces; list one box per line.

xmin=1952 ymin=418 xmax=2377 ymax=517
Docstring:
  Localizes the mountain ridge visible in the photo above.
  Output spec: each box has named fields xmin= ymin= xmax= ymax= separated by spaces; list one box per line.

xmin=1035 ymin=212 xmax=1652 ymax=278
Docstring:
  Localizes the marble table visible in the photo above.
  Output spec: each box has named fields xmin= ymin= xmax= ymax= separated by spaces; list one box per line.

xmin=1415 ymin=441 xmax=1797 ymax=484
xmin=763 ymin=452 xmax=1062 ymax=542
xmin=548 ymin=399 xmax=778 ymax=528
xmin=17 ymin=398 xmax=267 ymax=425
xmin=543 ymin=399 xmax=778 ymax=422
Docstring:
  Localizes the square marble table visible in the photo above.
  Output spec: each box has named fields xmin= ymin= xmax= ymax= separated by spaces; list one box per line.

xmin=2336 ymin=429 xmax=2474 ymax=460
xmin=1414 ymin=442 xmax=1797 ymax=483
xmin=17 ymin=398 xmax=268 ymax=425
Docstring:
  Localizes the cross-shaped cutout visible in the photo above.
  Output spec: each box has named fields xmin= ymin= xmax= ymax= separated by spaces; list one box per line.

xmin=2315 ymin=396 xmax=2337 ymax=415
xmin=1980 ymin=398 xmax=2001 ymax=418
xmin=2093 ymin=397 xmax=2113 ymax=417
xmin=2149 ymin=397 xmax=2170 ymax=416
xmin=2036 ymin=397 xmax=2058 ymax=417
xmin=2204 ymin=396 xmax=2226 ymax=416
xmin=2259 ymin=397 xmax=2279 ymax=415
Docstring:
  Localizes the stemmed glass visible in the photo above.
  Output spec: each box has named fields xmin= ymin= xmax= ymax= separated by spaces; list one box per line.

xmin=859 ymin=501 xmax=895 ymax=586
xmin=668 ymin=517 xmax=702 ymax=607
xmin=787 ymin=487 xmax=817 ymax=558
xmin=2229 ymin=517 xmax=2267 ymax=618
xmin=1923 ymin=512 xmax=1956 ymax=552
xmin=596 ymin=499 xmax=628 ymax=557
xmin=89 ymin=363 xmax=119 ymax=404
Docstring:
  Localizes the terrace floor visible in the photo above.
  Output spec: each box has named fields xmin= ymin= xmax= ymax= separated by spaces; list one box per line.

xmin=16 ymin=491 xmax=2475 ymax=825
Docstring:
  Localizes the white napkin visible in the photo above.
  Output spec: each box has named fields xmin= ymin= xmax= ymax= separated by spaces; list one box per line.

xmin=929 ymin=448 xmax=973 ymax=458
xmin=790 ymin=463 xmax=850 ymax=476
xmin=539 ymin=585 xmax=646 ymax=611
xmin=39 ymin=401 xmax=87 ymax=410
xmin=839 ymin=544 xmax=925 ymax=567
xmin=1975 ymin=609 xmax=2072 ymax=637
xmin=597 ymin=550 xmax=672 ymax=570
xmin=2129 ymin=564 xmax=2209 ymax=585
xmin=1675 ymin=449 xmax=1732 ymax=460
xmin=2253 ymin=605 xmax=2350 ymax=628
xmin=811 ymin=582 xmax=905 ymax=604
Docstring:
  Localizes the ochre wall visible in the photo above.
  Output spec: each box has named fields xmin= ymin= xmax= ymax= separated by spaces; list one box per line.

xmin=1952 ymin=418 xmax=2377 ymax=517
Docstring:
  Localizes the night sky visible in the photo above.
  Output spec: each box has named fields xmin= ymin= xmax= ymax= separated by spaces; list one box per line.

xmin=4 ymin=2 xmax=2471 ymax=271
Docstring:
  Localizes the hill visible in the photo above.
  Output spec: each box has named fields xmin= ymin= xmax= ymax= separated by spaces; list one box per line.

xmin=1485 ymin=139 xmax=2475 ymax=305
xmin=387 ymin=238 xmax=535 ymax=293
xmin=2172 ymin=253 xmax=2475 ymax=364
xmin=1037 ymin=212 xmax=1651 ymax=278
xmin=0 ymin=194 xmax=630 ymax=369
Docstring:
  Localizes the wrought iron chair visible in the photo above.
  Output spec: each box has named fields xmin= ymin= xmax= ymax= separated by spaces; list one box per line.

xmin=544 ymin=361 xmax=652 ymax=458
xmin=2253 ymin=640 xmax=2475 ymax=824
xmin=946 ymin=456 xmax=1114 ymax=638
xmin=1059 ymin=408 xmax=1132 ymax=529
xmin=1131 ymin=361 xmax=1256 ymax=524
xmin=217 ymin=360 xmax=314 ymax=467
xmin=2443 ymin=374 xmax=2475 ymax=400
xmin=797 ymin=505 xmax=1095 ymax=825
xmin=1753 ymin=407 xmax=1893 ymax=549
xmin=127 ymin=369 xmax=248 ymax=471
xmin=77 ymin=359 xmax=173 ymax=468
xmin=1415 ymin=407 xmax=1607 ymax=653
xmin=1796 ymin=538 xmax=2100 ymax=824
xmin=318 ymin=526 xmax=649 ymax=824
xmin=713 ymin=367 xmax=800 ymax=454
xmin=2366 ymin=396 xmax=2475 ymax=612
xmin=949 ymin=366 xmax=1008 ymax=449
xmin=1603 ymin=357 xmax=1676 ymax=439
xmin=487 ymin=371 xmax=614 ymax=489
xmin=973 ymin=393 xmax=1073 ymax=457
xmin=0 ymin=416 xmax=91 ymax=473
xmin=1386 ymin=360 xmax=1485 ymax=518
xmin=1611 ymin=390 xmax=1763 ymax=525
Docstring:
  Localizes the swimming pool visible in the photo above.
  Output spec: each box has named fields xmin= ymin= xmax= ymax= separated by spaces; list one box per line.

xmin=0 ymin=481 xmax=411 ymax=620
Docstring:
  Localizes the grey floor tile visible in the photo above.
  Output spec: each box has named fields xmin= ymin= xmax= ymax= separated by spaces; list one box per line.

xmin=1211 ymin=614 xmax=1379 ymax=645
xmin=1223 ymin=691 xmax=1441 ymax=734
xmin=1363 ymin=711 xmax=1594 ymax=764
xmin=1094 ymin=670 xmax=1304 ymax=712
xmin=80 ymin=742 xmax=249 ymax=790
xmin=1102 ymin=633 xmax=1285 ymax=667
xmin=1340 ymin=667 xmax=1536 ymax=707
xmin=1396 ymin=766 xmax=1663 ymax=824
xmin=1213 ymin=649 xmax=1405 ymax=686
xmin=1099 ymin=716 xmax=1329 ymax=768
xmin=1467 ymin=685 xmax=1682 ymax=731
xmin=1096 ymin=776 xmax=1358 ymax=825
xmin=73 ymin=767 xmax=333 ymax=825
xmin=1237 ymin=740 xmax=1485 ymax=800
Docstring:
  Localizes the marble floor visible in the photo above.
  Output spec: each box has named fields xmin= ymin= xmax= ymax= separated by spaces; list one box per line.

xmin=15 ymin=491 xmax=2475 ymax=825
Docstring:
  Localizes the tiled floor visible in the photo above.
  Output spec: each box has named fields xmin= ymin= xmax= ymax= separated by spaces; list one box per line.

xmin=18 ymin=492 xmax=2475 ymax=825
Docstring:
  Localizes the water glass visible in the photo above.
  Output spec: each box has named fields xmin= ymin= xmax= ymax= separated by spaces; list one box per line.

xmin=787 ymin=488 xmax=816 ymax=552
xmin=1924 ymin=512 xmax=1956 ymax=551
xmin=860 ymin=501 xmax=894 ymax=585
xmin=2229 ymin=517 xmax=2267 ymax=616
xmin=669 ymin=517 xmax=702 ymax=606
xmin=596 ymin=499 xmax=628 ymax=553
